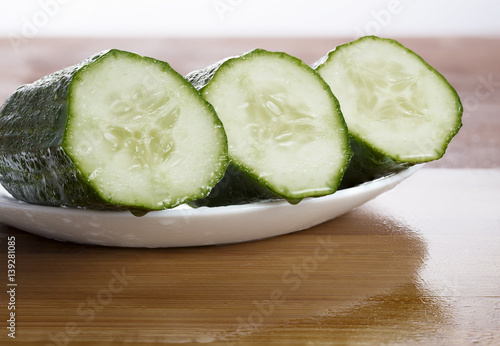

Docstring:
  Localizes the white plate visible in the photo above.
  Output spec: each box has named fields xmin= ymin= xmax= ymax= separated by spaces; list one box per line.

xmin=0 ymin=165 xmax=422 ymax=247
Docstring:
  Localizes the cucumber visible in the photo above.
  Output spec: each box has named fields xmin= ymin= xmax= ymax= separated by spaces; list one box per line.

xmin=314 ymin=36 xmax=463 ymax=187
xmin=0 ymin=49 xmax=228 ymax=211
xmin=186 ymin=49 xmax=352 ymax=207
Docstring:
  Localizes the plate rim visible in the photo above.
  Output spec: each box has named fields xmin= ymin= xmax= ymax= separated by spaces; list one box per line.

xmin=0 ymin=164 xmax=423 ymax=217
xmin=0 ymin=165 xmax=424 ymax=247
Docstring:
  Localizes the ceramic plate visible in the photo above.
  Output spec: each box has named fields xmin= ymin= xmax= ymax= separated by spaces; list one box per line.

xmin=0 ymin=165 xmax=422 ymax=247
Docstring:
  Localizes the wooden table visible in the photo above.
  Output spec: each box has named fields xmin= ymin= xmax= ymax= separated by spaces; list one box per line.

xmin=1 ymin=38 xmax=499 ymax=345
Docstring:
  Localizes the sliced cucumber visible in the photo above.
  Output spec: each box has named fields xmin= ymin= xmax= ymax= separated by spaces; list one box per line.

xmin=314 ymin=36 xmax=463 ymax=187
xmin=0 ymin=49 xmax=228 ymax=211
xmin=186 ymin=49 xmax=352 ymax=206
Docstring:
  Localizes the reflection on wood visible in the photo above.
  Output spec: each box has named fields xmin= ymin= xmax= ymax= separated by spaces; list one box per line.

xmin=3 ymin=208 xmax=428 ymax=344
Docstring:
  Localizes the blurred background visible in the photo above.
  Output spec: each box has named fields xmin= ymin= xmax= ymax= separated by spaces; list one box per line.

xmin=1 ymin=0 xmax=500 ymax=38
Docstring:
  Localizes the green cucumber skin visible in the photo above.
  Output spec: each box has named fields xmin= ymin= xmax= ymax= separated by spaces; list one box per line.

xmin=186 ymin=49 xmax=351 ymax=206
xmin=338 ymin=135 xmax=412 ymax=189
xmin=315 ymin=36 xmax=463 ymax=188
xmin=0 ymin=51 xmax=113 ymax=208
xmin=185 ymin=57 xmax=229 ymax=91
xmin=188 ymin=163 xmax=281 ymax=207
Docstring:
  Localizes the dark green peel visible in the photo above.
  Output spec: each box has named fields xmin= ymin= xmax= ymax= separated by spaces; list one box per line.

xmin=0 ymin=52 xmax=111 ymax=208
xmin=189 ymin=164 xmax=281 ymax=207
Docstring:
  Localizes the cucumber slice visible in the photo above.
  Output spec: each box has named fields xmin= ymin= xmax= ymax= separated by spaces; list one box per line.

xmin=0 ymin=49 xmax=228 ymax=211
xmin=314 ymin=36 xmax=463 ymax=187
xmin=186 ymin=49 xmax=352 ymax=206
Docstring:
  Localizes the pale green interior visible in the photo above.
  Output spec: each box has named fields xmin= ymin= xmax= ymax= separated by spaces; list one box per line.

xmin=66 ymin=52 xmax=226 ymax=209
xmin=204 ymin=54 xmax=350 ymax=198
xmin=318 ymin=39 xmax=460 ymax=161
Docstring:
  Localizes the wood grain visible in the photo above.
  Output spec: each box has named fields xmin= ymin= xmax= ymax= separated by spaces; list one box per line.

xmin=0 ymin=37 xmax=499 ymax=345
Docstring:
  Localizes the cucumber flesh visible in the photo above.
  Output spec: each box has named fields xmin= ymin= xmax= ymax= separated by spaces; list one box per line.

xmin=0 ymin=49 xmax=228 ymax=210
xmin=315 ymin=36 xmax=462 ymax=186
xmin=187 ymin=49 xmax=351 ymax=206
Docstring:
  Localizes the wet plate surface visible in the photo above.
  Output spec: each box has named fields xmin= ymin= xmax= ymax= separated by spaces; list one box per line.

xmin=0 ymin=165 xmax=422 ymax=247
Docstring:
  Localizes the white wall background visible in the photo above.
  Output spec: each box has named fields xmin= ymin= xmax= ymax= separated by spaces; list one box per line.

xmin=1 ymin=0 xmax=499 ymax=38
